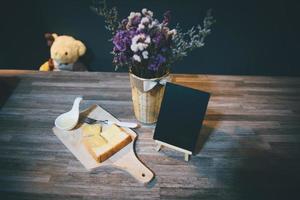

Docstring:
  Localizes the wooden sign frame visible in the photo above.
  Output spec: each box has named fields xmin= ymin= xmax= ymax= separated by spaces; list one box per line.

xmin=153 ymin=83 xmax=210 ymax=161
xmin=155 ymin=140 xmax=193 ymax=161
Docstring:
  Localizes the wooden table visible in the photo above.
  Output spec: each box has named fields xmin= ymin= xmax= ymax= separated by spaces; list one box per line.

xmin=0 ymin=70 xmax=300 ymax=200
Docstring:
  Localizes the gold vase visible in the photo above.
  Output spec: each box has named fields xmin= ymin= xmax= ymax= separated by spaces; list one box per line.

xmin=129 ymin=72 xmax=170 ymax=124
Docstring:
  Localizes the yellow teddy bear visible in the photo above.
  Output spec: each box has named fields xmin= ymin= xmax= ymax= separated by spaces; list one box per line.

xmin=39 ymin=33 xmax=86 ymax=71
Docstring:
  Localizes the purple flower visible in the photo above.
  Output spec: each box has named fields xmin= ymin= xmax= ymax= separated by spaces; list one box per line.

xmin=113 ymin=30 xmax=134 ymax=52
xmin=148 ymin=54 xmax=166 ymax=71
xmin=113 ymin=53 xmax=128 ymax=65
xmin=131 ymin=16 xmax=141 ymax=26
xmin=152 ymin=32 xmax=165 ymax=48
xmin=110 ymin=8 xmax=180 ymax=76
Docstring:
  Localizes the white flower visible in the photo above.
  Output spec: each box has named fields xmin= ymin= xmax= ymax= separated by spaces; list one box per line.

xmin=137 ymin=43 xmax=148 ymax=51
xmin=142 ymin=51 xmax=149 ymax=59
xmin=137 ymin=43 xmax=144 ymax=51
xmin=128 ymin=12 xmax=136 ymax=21
xmin=142 ymin=8 xmax=147 ymax=15
xmin=128 ymin=12 xmax=141 ymax=21
xmin=148 ymin=10 xmax=153 ymax=17
xmin=129 ymin=12 xmax=135 ymax=17
xmin=133 ymin=54 xmax=141 ymax=62
xmin=141 ymin=17 xmax=150 ymax=25
xmin=132 ymin=34 xmax=146 ymax=44
xmin=145 ymin=36 xmax=151 ymax=44
xmin=132 ymin=35 xmax=139 ymax=44
xmin=131 ymin=34 xmax=149 ymax=52
xmin=140 ymin=34 xmax=146 ymax=40
xmin=138 ymin=24 xmax=145 ymax=31
xmin=141 ymin=8 xmax=153 ymax=17
xmin=131 ymin=44 xmax=138 ymax=52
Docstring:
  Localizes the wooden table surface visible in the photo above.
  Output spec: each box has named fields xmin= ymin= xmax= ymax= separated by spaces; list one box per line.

xmin=0 ymin=70 xmax=300 ymax=200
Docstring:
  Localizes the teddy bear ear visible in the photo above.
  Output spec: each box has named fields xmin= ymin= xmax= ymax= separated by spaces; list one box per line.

xmin=75 ymin=40 xmax=86 ymax=56
xmin=44 ymin=33 xmax=58 ymax=47
xmin=44 ymin=33 xmax=54 ymax=46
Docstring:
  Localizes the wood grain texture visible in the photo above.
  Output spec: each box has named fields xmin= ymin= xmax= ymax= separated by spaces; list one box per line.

xmin=0 ymin=70 xmax=300 ymax=200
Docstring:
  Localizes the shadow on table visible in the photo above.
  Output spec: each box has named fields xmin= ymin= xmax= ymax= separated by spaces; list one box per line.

xmin=194 ymin=109 xmax=222 ymax=155
xmin=0 ymin=77 xmax=20 ymax=109
xmin=191 ymin=125 xmax=300 ymax=200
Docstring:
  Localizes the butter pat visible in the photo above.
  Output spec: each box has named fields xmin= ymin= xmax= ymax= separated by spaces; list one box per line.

xmin=82 ymin=124 xmax=102 ymax=137
xmin=82 ymin=124 xmax=107 ymax=147
xmin=82 ymin=124 xmax=132 ymax=162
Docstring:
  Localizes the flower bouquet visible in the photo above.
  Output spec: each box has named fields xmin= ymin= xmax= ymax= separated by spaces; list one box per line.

xmin=92 ymin=0 xmax=215 ymax=123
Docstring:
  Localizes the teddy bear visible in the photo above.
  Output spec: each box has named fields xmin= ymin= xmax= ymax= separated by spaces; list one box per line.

xmin=39 ymin=33 xmax=87 ymax=71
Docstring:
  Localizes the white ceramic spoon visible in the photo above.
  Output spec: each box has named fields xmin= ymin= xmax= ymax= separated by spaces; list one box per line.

xmin=55 ymin=97 xmax=82 ymax=131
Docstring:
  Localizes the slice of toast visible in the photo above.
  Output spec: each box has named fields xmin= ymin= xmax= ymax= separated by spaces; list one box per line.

xmin=82 ymin=124 xmax=132 ymax=162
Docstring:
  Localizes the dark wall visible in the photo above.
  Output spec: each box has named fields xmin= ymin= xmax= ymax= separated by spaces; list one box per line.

xmin=0 ymin=0 xmax=299 ymax=76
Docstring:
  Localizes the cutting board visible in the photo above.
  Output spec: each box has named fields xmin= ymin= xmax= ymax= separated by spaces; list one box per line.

xmin=52 ymin=105 xmax=154 ymax=184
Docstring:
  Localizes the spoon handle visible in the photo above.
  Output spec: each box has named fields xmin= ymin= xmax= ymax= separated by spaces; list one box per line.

xmin=72 ymin=97 xmax=83 ymax=111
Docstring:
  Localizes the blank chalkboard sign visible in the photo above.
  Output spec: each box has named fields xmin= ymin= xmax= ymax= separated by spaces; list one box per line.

xmin=153 ymin=82 xmax=210 ymax=158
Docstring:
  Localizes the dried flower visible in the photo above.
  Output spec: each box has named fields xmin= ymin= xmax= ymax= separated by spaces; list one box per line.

xmin=149 ymin=54 xmax=166 ymax=71
xmin=142 ymin=51 xmax=149 ymax=59
xmin=142 ymin=8 xmax=153 ymax=17
xmin=133 ymin=54 xmax=141 ymax=62
xmin=92 ymin=0 xmax=215 ymax=78
xmin=113 ymin=30 xmax=132 ymax=52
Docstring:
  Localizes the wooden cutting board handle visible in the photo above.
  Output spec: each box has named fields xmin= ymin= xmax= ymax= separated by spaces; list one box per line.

xmin=112 ymin=146 xmax=154 ymax=184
